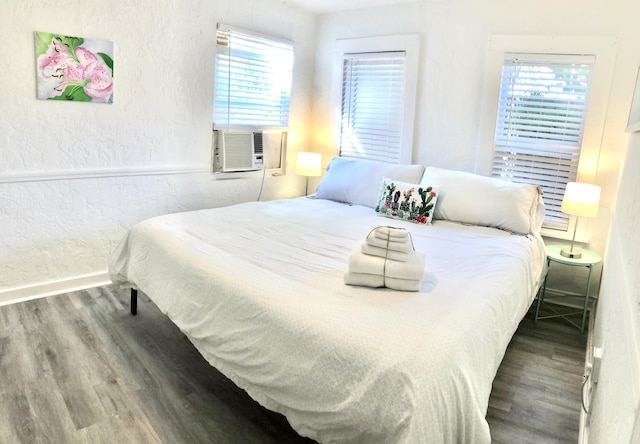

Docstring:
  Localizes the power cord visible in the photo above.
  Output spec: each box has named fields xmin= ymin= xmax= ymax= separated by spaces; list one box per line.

xmin=581 ymin=372 xmax=590 ymax=414
xmin=256 ymin=167 xmax=267 ymax=201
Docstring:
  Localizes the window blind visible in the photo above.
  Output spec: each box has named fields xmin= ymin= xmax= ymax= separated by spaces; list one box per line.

xmin=339 ymin=51 xmax=406 ymax=163
xmin=492 ymin=53 xmax=594 ymax=231
xmin=214 ymin=25 xmax=293 ymax=127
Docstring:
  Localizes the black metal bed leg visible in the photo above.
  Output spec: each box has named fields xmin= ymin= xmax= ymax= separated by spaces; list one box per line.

xmin=131 ymin=288 xmax=138 ymax=315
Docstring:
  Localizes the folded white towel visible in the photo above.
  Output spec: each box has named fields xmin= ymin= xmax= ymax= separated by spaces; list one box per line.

xmin=372 ymin=226 xmax=409 ymax=241
xmin=344 ymin=271 xmax=422 ymax=292
xmin=361 ymin=242 xmax=410 ymax=262
xmin=348 ymin=246 xmax=425 ymax=281
xmin=365 ymin=235 xmax=413 ymax=253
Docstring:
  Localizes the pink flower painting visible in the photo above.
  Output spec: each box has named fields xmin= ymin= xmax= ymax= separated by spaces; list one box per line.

xmin=35 ymin=32 xmax=114 ymax=103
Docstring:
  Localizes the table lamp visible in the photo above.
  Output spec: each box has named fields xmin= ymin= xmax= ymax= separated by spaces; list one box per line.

xmin=560 ymin=182 xmax=601 ymax=259
xmin=296 ymin=152 xmax=322 ymax=195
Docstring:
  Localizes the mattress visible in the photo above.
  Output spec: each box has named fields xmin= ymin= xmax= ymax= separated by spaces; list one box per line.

xmin=109 ymin=197 xmax=547 ymax=443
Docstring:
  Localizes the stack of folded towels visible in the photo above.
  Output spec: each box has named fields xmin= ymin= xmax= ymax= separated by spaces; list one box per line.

xmin=344 ymin=226 xmax=425 ymax=291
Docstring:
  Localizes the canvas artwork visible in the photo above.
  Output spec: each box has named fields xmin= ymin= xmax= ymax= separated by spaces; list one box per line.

xmin=34 ymin=31 xmax=114 ymax=103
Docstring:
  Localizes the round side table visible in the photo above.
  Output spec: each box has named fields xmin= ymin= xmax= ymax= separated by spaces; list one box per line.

xmin=535 ymin=245 xmax=602 ymax=332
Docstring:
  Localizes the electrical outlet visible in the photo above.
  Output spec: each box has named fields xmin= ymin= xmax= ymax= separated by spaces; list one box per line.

xmin=591 ymin=346 xmax=603 ymax=384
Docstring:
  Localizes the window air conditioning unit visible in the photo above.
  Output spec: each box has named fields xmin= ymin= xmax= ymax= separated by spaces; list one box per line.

xmin=213 ymin=130 xmax=263 ymax=172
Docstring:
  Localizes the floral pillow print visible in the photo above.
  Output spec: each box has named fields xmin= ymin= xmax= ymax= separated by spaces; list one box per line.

xmin=375 ymin=177 xmax=439 ymax=225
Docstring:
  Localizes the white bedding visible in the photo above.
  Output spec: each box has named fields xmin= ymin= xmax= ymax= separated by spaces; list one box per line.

xmin=109 ymin=197 xmax=547 ymax=443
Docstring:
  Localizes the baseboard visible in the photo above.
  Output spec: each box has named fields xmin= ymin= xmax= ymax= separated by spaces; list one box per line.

xmin=0 ymin=272 xmax=112 ymax=306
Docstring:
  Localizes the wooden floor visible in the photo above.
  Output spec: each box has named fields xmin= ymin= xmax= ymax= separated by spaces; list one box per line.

xmin=487 ymin=303 xmax=588 ymax=444
xmin=0 ymin=286 xmax=587 ymax=443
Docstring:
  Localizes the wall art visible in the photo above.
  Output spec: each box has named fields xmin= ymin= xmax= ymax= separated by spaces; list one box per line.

xmin=34 ymin=31 xmax=114 ymax=103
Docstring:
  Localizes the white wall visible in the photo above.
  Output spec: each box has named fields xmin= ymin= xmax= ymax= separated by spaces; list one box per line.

xmin=0 ymin=0 xmax=316 ymax=296
xmin=588 ymin=133 xmax=640 ymax=443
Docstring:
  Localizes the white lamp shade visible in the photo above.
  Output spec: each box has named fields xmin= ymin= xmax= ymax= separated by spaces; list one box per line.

xmin=296 ymin=152 xmax=322 ymax=177
xmin=561 ymin=182 xmax=601 ymax=218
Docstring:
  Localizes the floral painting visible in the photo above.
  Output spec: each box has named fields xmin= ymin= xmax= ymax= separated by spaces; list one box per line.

xmin=34 ymin=31 xmax=114 ymax=103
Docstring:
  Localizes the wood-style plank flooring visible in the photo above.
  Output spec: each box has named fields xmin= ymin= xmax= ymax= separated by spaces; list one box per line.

xmin=0 ymin=286 xmax=586 ymax=443
xmin=487 ymin=303 xmax=587 ymax=443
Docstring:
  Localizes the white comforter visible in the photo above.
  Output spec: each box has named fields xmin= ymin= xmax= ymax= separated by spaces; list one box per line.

xmin=109 ymin=197 xmax=546 ymax=444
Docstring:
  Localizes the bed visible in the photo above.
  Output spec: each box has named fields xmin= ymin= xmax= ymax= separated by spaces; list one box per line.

xmin=108 ymin=158 xmax=547 ymax=443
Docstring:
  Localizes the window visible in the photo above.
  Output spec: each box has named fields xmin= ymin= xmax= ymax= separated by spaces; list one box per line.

xmin=340 ymin=52 xmax=407 ymax=163
xmin=478 ymin=35 xmax=617 ymax=240
xmin=214 ymin=24 xmax=293 ymax=128
xmin=492 ymin=53 xmax=594 ymax=231
xmin=333 ymin=35 xmax=419 ymax=164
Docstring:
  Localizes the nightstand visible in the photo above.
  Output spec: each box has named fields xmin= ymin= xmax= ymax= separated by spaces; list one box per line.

xmin=535 ymin=244 xmax=602 ymax=333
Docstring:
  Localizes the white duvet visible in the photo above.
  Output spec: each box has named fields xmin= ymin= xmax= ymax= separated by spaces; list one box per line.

xmin=109 ymin=197 xmax=547 ymax=443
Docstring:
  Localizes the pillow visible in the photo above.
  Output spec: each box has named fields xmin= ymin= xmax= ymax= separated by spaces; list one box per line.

xmin=314 ymin=156 xmax=425 ymax=208
xmin=375 ymin=177 xmax=439 ymax=225
xmin=420 ymin=166 xmax=543 ymax=235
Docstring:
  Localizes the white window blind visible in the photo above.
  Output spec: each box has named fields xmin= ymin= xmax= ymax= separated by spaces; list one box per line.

xmin=492 ymin=53 xmax=594 ymax=231
xmin=339 ymin=51 xmax=406 ymax=163
xmin=214 ymin=25 xmax=293 ymax=127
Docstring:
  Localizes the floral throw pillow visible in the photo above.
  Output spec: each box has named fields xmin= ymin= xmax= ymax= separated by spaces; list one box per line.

xmin=375 ymin=177 xmax=439 ymax=225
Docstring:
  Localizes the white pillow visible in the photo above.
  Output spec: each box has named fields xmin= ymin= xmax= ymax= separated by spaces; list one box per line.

xmin=315 ymin=156 xmax=425 ymax=208
xmin=420 ymin=167 xmax=543 ymax=235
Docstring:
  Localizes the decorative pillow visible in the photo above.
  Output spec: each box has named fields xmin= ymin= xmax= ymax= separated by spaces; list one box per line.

xmin=375 ymin=177 xmax=439 ymax=225
xmin=314 ymin=156 xmax=425 ymax=208
xmin=420 ymin=166 xmax=543 ymax=235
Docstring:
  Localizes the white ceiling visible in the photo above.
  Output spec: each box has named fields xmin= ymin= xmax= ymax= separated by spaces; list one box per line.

xmin=283 ymin=0 xmax=415 ymax=14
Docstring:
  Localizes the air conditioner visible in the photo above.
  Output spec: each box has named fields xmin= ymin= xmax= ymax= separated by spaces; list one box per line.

xmin=213 ymin=130 xmax=286 ymax=172
xmin=213 ymin=130 xmax=263 ymax=172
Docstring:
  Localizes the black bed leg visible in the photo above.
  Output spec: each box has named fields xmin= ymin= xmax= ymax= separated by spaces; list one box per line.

xmin=131 ymin=288 xmax=138 ymax=315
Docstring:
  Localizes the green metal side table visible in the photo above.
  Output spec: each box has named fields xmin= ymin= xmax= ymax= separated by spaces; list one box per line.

xmin=535 ymin=244 xmax=602 ymax=333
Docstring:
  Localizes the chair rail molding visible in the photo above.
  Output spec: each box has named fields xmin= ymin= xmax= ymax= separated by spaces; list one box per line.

xmin=0 ymin=165 xmax=211 ymax=184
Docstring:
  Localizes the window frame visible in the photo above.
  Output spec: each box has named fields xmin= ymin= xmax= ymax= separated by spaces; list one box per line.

xmin=331 ymin=34 xmax=420 ymax=165
xmin=477 ymin=35 xmax=617 ymax=241
xmin=213 ymin=23 xmax=293 ymax=131
xmin=492 ymin=52 xmax=595 ymax=232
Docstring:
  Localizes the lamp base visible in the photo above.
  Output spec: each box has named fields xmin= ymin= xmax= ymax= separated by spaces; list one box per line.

xmin=560 ymin=247 xmax=582 ymax=259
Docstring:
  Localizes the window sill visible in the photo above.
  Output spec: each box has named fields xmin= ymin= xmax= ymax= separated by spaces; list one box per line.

xmin=540 ymin=227 xmax=589 ymax=244
xmin=212 ymin=168 xmax=284 ymax=180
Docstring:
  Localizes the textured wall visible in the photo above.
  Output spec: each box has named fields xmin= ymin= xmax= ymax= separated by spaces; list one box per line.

xmin=0 ymin=0 xmax=316 ymax=291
